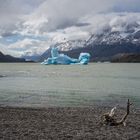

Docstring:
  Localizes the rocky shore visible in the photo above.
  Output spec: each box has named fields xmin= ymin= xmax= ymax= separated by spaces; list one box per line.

xmin=0 ymin=106 xmax=139 ymax=140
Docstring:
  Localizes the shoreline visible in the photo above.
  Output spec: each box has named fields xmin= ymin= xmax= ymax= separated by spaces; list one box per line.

xmin=0 ymin=106 xmax=139 ymax=139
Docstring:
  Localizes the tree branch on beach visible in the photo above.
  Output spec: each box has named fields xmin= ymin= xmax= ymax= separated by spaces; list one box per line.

xmin=101 ymin=99 xmax=132 ymax=126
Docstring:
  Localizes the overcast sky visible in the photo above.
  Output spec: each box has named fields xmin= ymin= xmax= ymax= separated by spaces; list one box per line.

xmin=0 ymin=0 xmax=140 ymax=57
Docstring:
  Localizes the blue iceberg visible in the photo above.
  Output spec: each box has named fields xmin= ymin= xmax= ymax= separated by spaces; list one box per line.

xmin=41 ymin=47 xmax=90 ymax=65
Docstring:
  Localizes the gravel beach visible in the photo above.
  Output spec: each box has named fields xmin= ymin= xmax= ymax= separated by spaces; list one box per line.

xmin=0 ymin=106 xmax=140 ymax=140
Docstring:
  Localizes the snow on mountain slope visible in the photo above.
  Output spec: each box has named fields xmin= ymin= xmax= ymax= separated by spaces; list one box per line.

xmin=40 ymin=27 xmax=140 ymax=62
xmin=22 ymin=13 xmax=140 ymax=61
xmin=55 ymin=40 xmax=86 ymax=51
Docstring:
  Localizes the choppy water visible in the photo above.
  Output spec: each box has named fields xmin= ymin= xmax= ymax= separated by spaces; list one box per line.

xmin=0 ymin=63 xmax=140 ymax=107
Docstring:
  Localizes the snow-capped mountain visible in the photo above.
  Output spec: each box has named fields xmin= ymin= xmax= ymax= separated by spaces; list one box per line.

xmin=55 ymin=40 xmax=86 ymax=51
xmin=86 ymin=30 xmax=140 ymax=46
xmin=39 ymin=40 xmax=86 ymax=61
xmin=39 ymin=27 xmax=140 ymax=62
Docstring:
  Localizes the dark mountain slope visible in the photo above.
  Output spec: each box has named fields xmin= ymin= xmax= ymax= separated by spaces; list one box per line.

xmin=0 ymin=52 xmax=25 ymax=62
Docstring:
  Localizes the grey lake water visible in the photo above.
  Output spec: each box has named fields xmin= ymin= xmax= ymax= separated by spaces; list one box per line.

xmin=0 ymin=63 xmax=140 ymax=107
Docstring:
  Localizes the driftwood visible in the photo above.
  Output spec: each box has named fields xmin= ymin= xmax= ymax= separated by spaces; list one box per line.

xmin=101 ymin=99 xmax=132 ymax=126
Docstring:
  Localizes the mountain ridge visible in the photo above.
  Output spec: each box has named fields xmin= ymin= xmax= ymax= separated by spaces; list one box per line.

xmin=0 ymin=51 xmax=25 ymax=62
xmin=39 ymin=28 xmax=140 ymax=62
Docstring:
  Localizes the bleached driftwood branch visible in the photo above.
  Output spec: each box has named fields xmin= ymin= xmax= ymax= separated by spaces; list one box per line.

xmin=101 ymin=99 xmax=132 ymax=126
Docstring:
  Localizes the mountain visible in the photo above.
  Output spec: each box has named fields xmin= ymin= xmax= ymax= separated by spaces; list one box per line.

xmin=39 ymin=40 xmax=86 ymax=62
xmin=0 ymin=51 xmax=25 ymax=62
xmin=85 ymin=30 xmax=140 ymax=61
xmin=21 ymin=54 xmax=40 ymax=62
xmin=39 ymin=23 xmax=140 ymax=62
xmin=111 ymin=53 xmax=140 ymax=63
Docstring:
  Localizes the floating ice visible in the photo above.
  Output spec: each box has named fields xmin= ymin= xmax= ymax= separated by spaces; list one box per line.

xmin=41 ymin=47 xmax=90 ymax=65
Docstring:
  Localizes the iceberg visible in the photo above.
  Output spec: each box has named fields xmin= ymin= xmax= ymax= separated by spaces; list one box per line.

xmin=41 ymin=47 xmax=90 ymax=65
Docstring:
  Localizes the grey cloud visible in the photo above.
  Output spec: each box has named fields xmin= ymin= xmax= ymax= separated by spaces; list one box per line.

xmin=1 ymin=0 xmax=140 ymax=35
xmin=23 ymin=0 xmax=140 ymax=33
xmin=1 ymin=32 xmax=16 ymax=37
xmin=0 ymin=0 xmax=45 ymax=35
xmin=36 ymin=0 xmax=113 ymax=31
xmin=75 ymin=23 xmax=91 ymax=27
xmin=113 ymin=0 xmax=140 ymax=12
xmin=0 ymin=0 xmax=140 ymax=57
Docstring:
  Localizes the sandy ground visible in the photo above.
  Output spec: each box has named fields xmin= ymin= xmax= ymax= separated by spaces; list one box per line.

xmin=0 ymin=106 xmax=140 ymax=140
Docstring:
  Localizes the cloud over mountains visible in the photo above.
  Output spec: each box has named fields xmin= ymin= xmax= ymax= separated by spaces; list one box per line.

xmin=0 ymin=0 xmax=140 ymax=57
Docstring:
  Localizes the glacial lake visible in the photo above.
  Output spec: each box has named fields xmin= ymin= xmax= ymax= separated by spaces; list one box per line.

xmin=0 ymin=63 xmax=140 ymax=107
